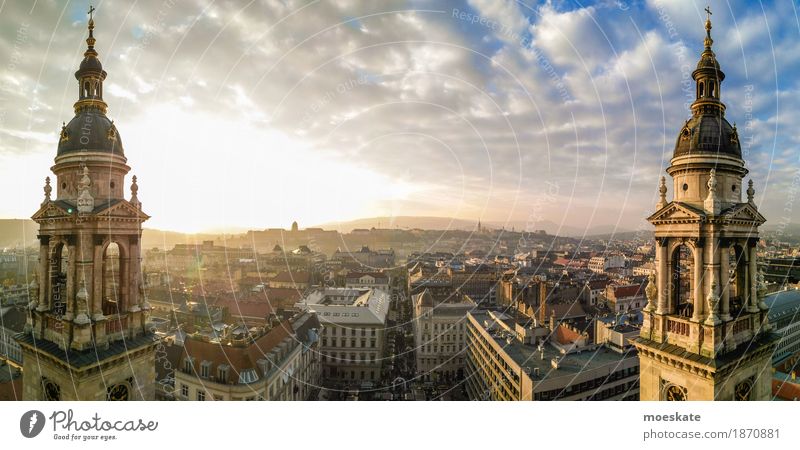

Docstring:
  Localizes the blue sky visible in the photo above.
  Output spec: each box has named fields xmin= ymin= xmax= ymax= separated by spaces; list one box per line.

xmin=0 ymin=0 xmax=797 ymax=234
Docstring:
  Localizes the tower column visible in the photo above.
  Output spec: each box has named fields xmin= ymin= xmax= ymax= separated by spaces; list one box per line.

xmin=719 ymin=241 xmax=731 ymax=321
xmin=656 ymin=239 xmax=668 ymax=314
xmin=36 ymin=237 xmax=50 ymax=311
xmin=92 ymin=243 xmax=104 ymax=320
xmin=748 ymin=241 xmax=759 ymax=312
xmin=65 ymin=240 xmax=77 ymax=320
xmin=691 ymin=242 xmax=704 ymax=322
xmin=128 ymin=237 xmax=141 ymax=311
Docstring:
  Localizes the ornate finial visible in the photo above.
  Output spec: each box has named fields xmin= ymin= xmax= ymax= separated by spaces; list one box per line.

xmin=74 ymin=275 xmax=91 ymax=325
xmin=707 ymin=168 xmax=717 ymax=192
xmin=59 ymin=122 xmax=70 ymax=143
xmin=86 ymin=5 xmax=97 ymax=50
xmin=704 ymin=168 xmax=720 ymax=215
xmin=703 ymin=6 xmax=713 ymax=50
xmin=704 ymin=281 xmax=721 ymax=325
xmin=130 ymin=175 xmax=141 ymax=208
xmin=644 ymin=271 xmax=657 ymax=312
xmin=42 ymin=176 xmax=52 ymax=206
xmin=747 ymin=179 xmax=755 ymax=203
xmin=107 ymin=120 xmax=117 ymax=141
xmin=656 ymin=176 xmax=668 ymax=210
xmin=76 ymin=166 xmax=94 ymax=213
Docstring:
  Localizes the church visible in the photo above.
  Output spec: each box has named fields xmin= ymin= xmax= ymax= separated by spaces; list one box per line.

xmin=15 ymin=9 xmax=157 ymax=401
xmin=633 ymin=11 xmax=778 ymax=401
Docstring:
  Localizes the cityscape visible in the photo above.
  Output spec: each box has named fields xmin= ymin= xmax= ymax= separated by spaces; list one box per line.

xmin=1 ymin=0 xmax=799 ymax=406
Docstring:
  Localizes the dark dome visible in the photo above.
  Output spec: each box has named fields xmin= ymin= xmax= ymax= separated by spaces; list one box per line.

xmin=674 ymin=114 xmax=740 ymax=158
xmin=78 ymin=55 xmax=104 ymax=73
xmin=696 ymin=53 xmax=721 ymax=72
xmin=57 ymin=109 xmax=124 ymax=156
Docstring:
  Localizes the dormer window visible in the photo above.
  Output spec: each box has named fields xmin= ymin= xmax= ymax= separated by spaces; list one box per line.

xmin=200 ymin=360 xmax=211 ymax=378
xmin=217 ymin=365 xmax=229 ymax=383
xmin=183 ymin=357 xmax=194 ymax=373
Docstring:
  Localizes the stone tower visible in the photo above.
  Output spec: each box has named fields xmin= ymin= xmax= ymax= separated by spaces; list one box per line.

xmin=633 ymin=11 xmax=778 ymax=401
xmin=16 ymin=9 xmax=157 ymax=401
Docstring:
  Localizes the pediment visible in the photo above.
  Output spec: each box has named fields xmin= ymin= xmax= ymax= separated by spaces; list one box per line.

xmin=31 ymin=201 xmax=71 ymax=221
xmin=95 ymin=200 xmax=150 ymax=220
xmin=720 ymin=203 xmax=766 ymax=225
xmin=648 ymin=202 xmax=706 ymax=224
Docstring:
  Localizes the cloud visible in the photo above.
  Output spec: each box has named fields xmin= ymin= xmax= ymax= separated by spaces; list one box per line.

xmin=0 ymin=0 xmax=797 ymax=233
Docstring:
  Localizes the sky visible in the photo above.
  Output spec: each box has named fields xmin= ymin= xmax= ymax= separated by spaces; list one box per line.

xmin=0 ymin=0 xmax=798 ymax=234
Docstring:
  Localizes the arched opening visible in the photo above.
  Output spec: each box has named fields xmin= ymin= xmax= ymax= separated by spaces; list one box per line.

xmin=83 ymin=81 xmax=90 ymax=98
xmin=709 ymin=80 xmax=716 ymax=98
xmin=102 ymin=242 xmax=122 ymax=315
xmin=50 ymin=243 xmax=69 ymax=316
xmin=727 ymin=245 xmax=746 ymax=314
xmin=698 ymin=81 xmax=705 ymax=98
xmin=671 ymin=244 xmax=694 ymax=317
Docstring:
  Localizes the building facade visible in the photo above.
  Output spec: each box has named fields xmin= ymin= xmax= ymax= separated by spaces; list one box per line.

xmin=298 ymin=288 xmax=389 ymax=385
xmin=465 ymin=311 xmax=639 ymax=401
xmin=412 ymin=289 xmax=474 ymax=382
xmin=633 ymin=13 xmax=778 ymax=401
xmin=15 ymin=13 xmax=157 ymax=401
xmin=175 ymin=312 xmax=320 ymax=401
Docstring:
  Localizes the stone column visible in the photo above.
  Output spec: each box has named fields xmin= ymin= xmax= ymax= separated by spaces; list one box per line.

xmin=703 ymin=237 xmax=720 ymax=325
xmin=92 ymin=243 xmax=105 ymax=320
xmin=64 ymin=240 xmax=77 ymax=320
xmin=36 ymin=237 xmax=49 ymax=311
xmin=656 ymin=238 xmax=668 ymax=314
xmin=128 ymin=237 xmax=141 ymax=311
xmin=748 ymin=242 xmax=759 ymax=312
xmin=691 ymin=241 xmax=704 ymax=322
xmin=719 ymin=241 xmax=731 ymax=321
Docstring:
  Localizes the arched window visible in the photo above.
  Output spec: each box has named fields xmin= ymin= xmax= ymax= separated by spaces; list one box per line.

xmin=50 ymin=243 xmax=69 ymax=316
xmin=83 ymin=81 xmax=90 ymax=98
xmin=671 ymin=244 xmax=694 ymax=317
xmin=698 ymin=81 xmax=705 ymax=98
xmin=103 ymin=242 xmax=122 ymax=315
xmin=709 ymin=80 xmax=716 ymax=98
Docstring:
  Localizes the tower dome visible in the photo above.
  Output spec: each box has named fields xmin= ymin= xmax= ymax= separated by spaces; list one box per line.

xmin=672 ymin=11 xmax=738 ymax=159
xmin=57 ymin=11 xmax=123 ymax=157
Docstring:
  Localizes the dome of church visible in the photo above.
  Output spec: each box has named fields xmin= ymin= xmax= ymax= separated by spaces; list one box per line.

xmin=57 ymin=110 xmax=124 ymax=156
xmin=673 ymin=114 xmax=740 ymax=158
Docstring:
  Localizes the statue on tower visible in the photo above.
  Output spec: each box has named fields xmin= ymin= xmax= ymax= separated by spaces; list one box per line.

xmin=76 ymin=166 xmax=94 ymax=213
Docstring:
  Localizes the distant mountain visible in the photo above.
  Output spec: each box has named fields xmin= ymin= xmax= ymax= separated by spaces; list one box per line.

xmin=0 ymin=219 xmax=232 ymax=251
xmin=314 ymin=216 xmax=633 ymax=238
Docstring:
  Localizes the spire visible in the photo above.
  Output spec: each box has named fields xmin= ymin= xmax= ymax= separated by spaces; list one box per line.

xmin=86 ymin=5 xmax=97 ymax=53
xmin=703 ymin=6 xmax=713 ymax=51
xmin=74 ymin=4 xmax=108 ymax=114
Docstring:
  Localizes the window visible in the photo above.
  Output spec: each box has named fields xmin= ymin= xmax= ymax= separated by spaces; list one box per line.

xmin=180 ymin=384 xmax=188 ymax=397
xmin=351 ymin=328 xmax=356 ymax=337
xmin=350 ymin=339 xmax=356 ymax=347
xmin=370 ymin=339 xmax=376 ymax=348
xmin=360 ymin=339 xmax=366 ymax=348
xmin=217 ymin=366 xmax=228 ymax=384
xmin=371 ymin=329 xmax=376 ymax=337
xmin=200 ymin=361 xmax=211 ymax=378
xmin=361 ymin=328 xmax=366 ymax=336
xmin=197 ymin=391 xmax=206 ymax=401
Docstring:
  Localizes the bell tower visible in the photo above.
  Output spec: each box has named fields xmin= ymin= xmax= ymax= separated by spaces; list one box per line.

xmin=16 ymin=7 xmax=157 ymax=401
xmin=633 ymin=9 xmax=778 ymax=401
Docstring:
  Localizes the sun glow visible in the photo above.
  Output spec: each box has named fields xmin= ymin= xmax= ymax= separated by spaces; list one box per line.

xmin=122 ymin=104 xmax=419 ymax=233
